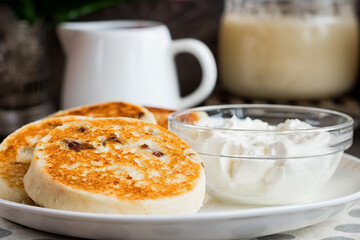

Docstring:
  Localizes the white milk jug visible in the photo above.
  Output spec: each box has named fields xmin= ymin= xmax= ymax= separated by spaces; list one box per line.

xmin=57 ymin=20 xmax=217 ymax=109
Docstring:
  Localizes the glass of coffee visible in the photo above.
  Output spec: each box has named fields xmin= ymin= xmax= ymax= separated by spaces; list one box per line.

xmin=219 ymin=0 xmax=359 ymax=99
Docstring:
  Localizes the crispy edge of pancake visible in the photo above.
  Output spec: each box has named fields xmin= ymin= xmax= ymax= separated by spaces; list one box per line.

xmin=50 ymin=101 xmax=157 ymax=124
xmin=24 ymin=117 xmax=206 ymax=214
xmin=0 ymin=116 xmax=89 ymax=203
xmin=145 ymin=106 xmax=176 ymax=129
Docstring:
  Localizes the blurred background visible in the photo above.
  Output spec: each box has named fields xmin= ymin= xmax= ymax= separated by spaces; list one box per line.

xmin=0 ymin=0 xmax=359 ymax=137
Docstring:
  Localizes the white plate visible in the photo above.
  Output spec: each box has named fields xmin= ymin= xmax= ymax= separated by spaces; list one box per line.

xmin=0 ymin=153 xmax=360 ymax=240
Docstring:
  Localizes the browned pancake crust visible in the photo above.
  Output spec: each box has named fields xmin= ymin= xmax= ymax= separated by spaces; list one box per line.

xmin=177 ymin=112 xmax=203 ymax=125
xmin=52 ymin=102 xmax=148 ymax=119
xmin=145 ymin=107 xmax=175 ymax=129
xmin=0 ymin=117 xmax=84 ymax=190
xmin=38 ymin=118 xmax=202 ymax=200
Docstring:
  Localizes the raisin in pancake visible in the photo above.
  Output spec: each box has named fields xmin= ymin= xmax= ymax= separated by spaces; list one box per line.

xmin=51 ymin=101 xmax=156 ymax=124
xmin=0 ymin=116 xmax=88 ymax=203
xmin=145 ymin=107 xmax=175 ymax=129
xmin=24 ymin=117 xmax=205 ymax=214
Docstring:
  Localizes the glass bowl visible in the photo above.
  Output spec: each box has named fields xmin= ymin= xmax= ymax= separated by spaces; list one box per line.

xmin=168 ymin=104 xmax=353 ymax=205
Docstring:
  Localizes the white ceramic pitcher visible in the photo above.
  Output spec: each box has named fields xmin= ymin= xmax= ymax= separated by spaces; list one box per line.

xmin=57 ymin=20 xmax=217 ymax=109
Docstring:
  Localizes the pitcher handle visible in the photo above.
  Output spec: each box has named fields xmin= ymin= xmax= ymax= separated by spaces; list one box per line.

xmin=170 ymin=39 xmax=217 ymax=109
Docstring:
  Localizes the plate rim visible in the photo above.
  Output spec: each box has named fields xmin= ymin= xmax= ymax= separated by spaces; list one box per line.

xmin=0 ymin=153 xmax=359 ymax=223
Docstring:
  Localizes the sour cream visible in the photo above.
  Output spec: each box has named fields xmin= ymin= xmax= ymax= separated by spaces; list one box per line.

xmin=184 ymin=116 xmax=342 ymax=205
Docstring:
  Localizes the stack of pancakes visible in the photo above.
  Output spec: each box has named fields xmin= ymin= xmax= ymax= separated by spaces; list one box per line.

xmin=0 ymin=102 xmax=205 ymax=215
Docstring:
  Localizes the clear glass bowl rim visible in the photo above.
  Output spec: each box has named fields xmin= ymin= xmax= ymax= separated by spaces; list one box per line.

xmin=168 ymin=104 xmax=354 ymax=134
